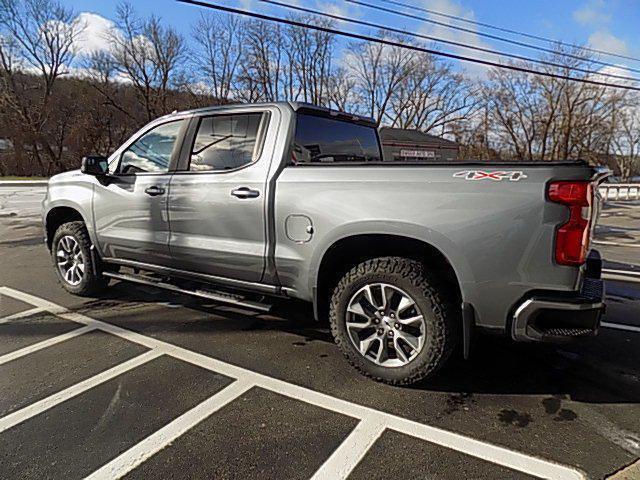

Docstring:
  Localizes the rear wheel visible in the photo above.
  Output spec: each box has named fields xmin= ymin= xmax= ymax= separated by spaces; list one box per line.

xmin=329 ymin=257 xmax=458 ymax=385
xmin=52 ymin=221 xmax=108 ymax=296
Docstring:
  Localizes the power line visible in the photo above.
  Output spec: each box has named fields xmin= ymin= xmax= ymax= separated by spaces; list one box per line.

xmin=255 ymin=0 xmax=639 ymax=84
xmin=371 ymin=0 xmax=640 ymax=65
xmin=175 ymin=0 xmax=640 ymax=92
xmin=346 ymin=0 xmax=640 ymax=77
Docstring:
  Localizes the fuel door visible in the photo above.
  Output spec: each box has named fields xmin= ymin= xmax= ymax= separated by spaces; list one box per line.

xmin=285 ymin=214 xmax=314 ymax=243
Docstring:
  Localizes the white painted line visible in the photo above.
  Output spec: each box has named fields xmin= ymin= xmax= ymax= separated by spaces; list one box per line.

xmin=0 ymin=287 xmax=586 ymax=480
xmin=311 ymin=417 xmax=386 ymax=480
xmin=85 ymin=379 xmax=254 ymax=480
xmin=385 ymin=415 xmax=584 ymax=480
xmin=0 ymin=325 xmax=95 ymax=366
xmin=601 ymin=322 xmax=640 ymax=334
xmin=0 ymin=350 xmax=161 ymax=434
xmin=0 ymin=307 xmax=45 ymax=324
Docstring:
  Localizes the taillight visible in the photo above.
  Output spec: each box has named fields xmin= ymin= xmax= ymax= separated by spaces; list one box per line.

xmin=548 ymin=181 xmax=593 ymax=266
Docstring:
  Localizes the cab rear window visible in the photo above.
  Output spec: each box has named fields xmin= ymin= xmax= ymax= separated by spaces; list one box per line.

xmin=292 ymin=114 xmax=381 ymax=164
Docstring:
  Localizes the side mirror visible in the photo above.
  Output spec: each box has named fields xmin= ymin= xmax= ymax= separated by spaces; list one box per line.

xmin=81 ymin=156 xmax=109 ymax=176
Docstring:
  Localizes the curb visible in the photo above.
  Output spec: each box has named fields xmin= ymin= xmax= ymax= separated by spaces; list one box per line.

xmin=0 ymin=180 xmax=48 ymax=187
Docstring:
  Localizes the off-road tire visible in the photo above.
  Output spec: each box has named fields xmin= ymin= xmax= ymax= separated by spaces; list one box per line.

xmin=329 ymin=256 xmax=458 ymax=385
xmin=51 ymin=221 xmax=108 ymax=296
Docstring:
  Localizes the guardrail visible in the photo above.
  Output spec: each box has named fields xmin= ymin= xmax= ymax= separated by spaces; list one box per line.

xmin=599 ymin=183 xmax=640 ymax=201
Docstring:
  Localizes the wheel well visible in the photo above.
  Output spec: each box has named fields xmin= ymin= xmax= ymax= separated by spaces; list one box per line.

xmin=315 ymin=234 xmax=462 ymax=321
xmin=46 ymin=207 xmax=84 ymax=250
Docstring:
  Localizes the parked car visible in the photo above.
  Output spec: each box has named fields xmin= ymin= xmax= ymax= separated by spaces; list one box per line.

xmin=42 ymin=102 xmax=607 ymax=385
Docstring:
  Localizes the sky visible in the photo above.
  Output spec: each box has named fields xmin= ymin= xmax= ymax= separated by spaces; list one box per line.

xmin=63 ymin=0 xmax=640 ymax=80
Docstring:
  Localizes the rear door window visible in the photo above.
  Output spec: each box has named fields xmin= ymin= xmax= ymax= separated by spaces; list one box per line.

xmin=189 ymin=113 xmax=265 ymax=171
xmin=293 ymin=114 xmax=381 ymax=164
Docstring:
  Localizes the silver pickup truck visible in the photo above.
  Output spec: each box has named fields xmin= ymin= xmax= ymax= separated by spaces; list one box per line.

xmin=43 ymin=102 xmax=606 ymax=385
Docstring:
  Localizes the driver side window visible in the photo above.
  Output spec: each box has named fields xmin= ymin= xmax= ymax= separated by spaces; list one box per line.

xmin=118 ymin=120 xmax=185 ymax=174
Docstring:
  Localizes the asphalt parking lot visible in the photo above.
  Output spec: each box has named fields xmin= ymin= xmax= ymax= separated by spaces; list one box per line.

xmin=1 ymin=185 xmax=639 ymax=479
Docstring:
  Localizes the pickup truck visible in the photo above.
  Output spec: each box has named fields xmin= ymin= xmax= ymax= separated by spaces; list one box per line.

xmin=43 ymin=102 xmax=607 ymax=385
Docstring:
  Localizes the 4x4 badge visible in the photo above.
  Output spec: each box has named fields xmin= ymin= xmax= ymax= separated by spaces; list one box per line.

xmin=453 ymin=170 xmax=528 ymax=181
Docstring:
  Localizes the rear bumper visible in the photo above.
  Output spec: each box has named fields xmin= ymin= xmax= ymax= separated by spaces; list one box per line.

xmin=511 ymin=254 xmax=605 ymax=342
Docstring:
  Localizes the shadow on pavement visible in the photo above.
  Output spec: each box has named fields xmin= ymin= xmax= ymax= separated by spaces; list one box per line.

xmin=3 ymin=280 xmax=640 ymax=406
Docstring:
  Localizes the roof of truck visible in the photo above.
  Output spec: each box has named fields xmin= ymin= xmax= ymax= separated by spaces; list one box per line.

xmin=168 ymin=101 xmax=377 ymax=127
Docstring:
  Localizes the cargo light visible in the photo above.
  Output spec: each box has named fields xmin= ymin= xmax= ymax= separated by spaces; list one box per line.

xmin=548 ymin=181 xmax=593 ymax=266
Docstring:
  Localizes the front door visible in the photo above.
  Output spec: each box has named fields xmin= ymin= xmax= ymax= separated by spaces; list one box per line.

xmin=168 ymin=110 xmax=275 ymax=283
xmin=93 ymin=119 xmax=187 ymax=265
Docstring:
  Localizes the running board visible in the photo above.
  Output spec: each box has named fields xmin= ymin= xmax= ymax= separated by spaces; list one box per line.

xmin=102 ymin=271 xmax=273 ymax=312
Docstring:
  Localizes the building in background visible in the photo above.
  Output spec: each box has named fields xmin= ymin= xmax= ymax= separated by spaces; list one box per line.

xmin=379 ymin=127 xmax=460 ymax=162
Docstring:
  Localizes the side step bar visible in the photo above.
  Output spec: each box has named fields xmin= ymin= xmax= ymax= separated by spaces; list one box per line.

xmin=102 ymin=271 xmax=273 ymax=312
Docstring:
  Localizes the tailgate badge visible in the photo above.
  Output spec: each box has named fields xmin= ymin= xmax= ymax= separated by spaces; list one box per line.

xmin=453 ymin=170 xmax=527 ymax=181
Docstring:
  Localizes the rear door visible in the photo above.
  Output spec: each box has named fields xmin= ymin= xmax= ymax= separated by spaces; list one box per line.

xmin=93 ymin=118 xmax=188 ymax=266
xmin=167 ymin=107 xmax=277 ymax=283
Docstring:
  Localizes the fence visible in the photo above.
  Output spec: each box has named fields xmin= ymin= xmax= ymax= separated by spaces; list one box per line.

xmin=599 ymin=184 xmax=640 ymax=201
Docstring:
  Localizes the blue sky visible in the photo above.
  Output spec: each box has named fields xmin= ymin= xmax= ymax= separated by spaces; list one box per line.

xmin=64 ymin=0 xmax=640 ymax=78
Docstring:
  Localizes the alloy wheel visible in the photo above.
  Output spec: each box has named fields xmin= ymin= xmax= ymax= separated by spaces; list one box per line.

xmin=346 ymin=283 xmax=426 ymax=367
xmin=56 ymin=235 xmax=85 ymax=286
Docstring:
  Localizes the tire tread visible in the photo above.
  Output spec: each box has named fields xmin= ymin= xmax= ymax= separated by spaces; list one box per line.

xmin=329 ymin=256 xmax=457 ymax=385
xmin=51 ymin=221 xmax=107 ymax=296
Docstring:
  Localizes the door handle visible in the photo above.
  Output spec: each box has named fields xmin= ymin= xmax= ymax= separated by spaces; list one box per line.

xmin=144 ymin=185 xmax=165 ymax=196
xmin=231 ymin=187 xmax=260 ymax=199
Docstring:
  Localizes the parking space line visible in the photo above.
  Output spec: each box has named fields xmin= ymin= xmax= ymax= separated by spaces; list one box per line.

xmin=385 ymin=414 xmax=583 ymax=479
xmin=0 ymin=307 xmax=46 ymax=324
xmin=601 ymin=321 xmax=640 ymax=333
xmin=0 ymin=350 xmax=161 ymax=434
xmin=311 ymin=417 xmax=386 ymax=480
xmin=0 ymin=305 xmax=65 ymax=324
xmin=0 ymin=286 xmax=586 ymax=480
xmin=85 ymin=379 xmax=254 ymax=480
xmin=0 ymin=325 xmax=96 ymax=366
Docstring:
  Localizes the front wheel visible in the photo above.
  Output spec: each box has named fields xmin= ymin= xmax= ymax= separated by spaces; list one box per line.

xmin=329 ymin=257 xmax=458 ymax=385
xmin=51 ymin=221 xmax=108 ymax=296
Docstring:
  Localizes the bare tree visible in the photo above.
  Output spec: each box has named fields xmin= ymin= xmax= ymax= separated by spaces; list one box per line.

xmin=609 ymin=97 xmax=640 ymax=180
xmin=386 ymin=53 xmax=478 ymax=135
xmin=345 ymin=35 xmax=414 ymax=124
xmin=191 ymin=12 xmax=243 ymax=101
xmin=236 ymin=19 xmax=284 ymax=102
xmin=0 ymin=0 xmax=84 ymax=174
xmin=480 ymin=48 xmax=633 ymax=162
xmin=285 ymin=16 xmax=335 ymax=105
xmin=107 ymin=2 xmax=186 ymax=121
xmin=327 ymin=66 xmax=355 ymax=111
xmin=484 ymin=65 xmax=543 ymax=160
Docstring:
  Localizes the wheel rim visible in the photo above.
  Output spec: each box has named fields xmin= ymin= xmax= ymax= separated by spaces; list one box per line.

xmin=346 ymin=283 xmax=426 ymax=368
xmin=56 ymin=235 xmax=85 ymax=286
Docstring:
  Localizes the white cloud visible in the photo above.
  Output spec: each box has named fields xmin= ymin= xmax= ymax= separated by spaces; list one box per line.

xmin=588 ymin=30 xmax=629 ymax=56
xmin=314 ymin=0 xmax=361 ymax=27
xmin=573 ymin=0 xmax=611 ymax=26
xmin=416 ymin=0 xmax=495 ymax=79
xmin=72 ymin=12 xmax=114 ymax=56
xmin=316 ymin=1 xmax=348 ymax=18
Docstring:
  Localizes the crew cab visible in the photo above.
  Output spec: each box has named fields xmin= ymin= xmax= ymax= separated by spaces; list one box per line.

xmin=43 ymin=102 xmax=607 ymax=385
